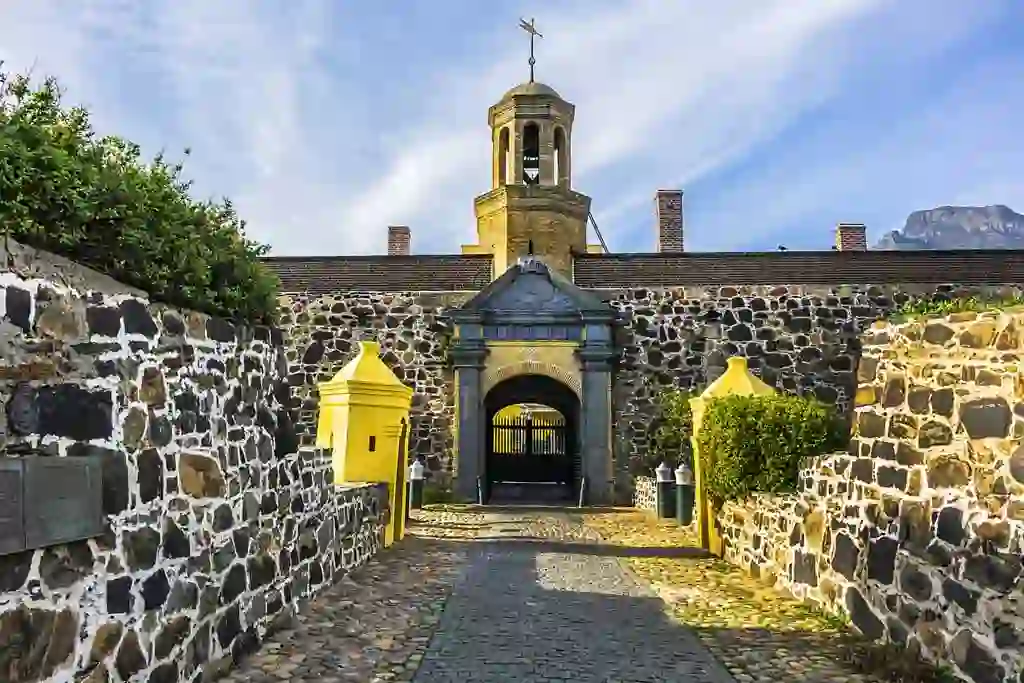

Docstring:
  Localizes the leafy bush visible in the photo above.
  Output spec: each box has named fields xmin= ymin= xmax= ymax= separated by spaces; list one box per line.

xmin=645 ymin=387 xmax=696 ymax=471
xmin=422 ymin=483 xmax=455 ymax=505
xmin=0 ymin=69 xmax=279 ymax=323
xmin=889 ymin=294 xmax=1024 ymax=324
xmin=696 ymin=392 xmax=844 ymax=505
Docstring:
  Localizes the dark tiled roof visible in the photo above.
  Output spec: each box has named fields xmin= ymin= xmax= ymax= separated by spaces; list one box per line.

xmin=572 ymin=250 xmax=1024 ymax=287
xmin=261 ymin=254 xmax=493 ymax=294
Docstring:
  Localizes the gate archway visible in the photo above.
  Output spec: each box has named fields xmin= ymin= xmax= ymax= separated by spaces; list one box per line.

xmin=484 ymin=374 xmax=580 ymax=503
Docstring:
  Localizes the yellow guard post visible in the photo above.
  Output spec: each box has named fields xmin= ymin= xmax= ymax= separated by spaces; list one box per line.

xmin=689 ymin=356 xmax=775 ymax=556
xmin=315 ymin=341 xmax=413 ymax=547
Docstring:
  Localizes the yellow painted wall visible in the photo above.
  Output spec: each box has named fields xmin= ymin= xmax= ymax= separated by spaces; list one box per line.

xmin=466 ymin=186 xmax=591 ymax=279
xmin=482 ymin=341 xmax=582 ymax=398
xmin=689 ymin=356 xmax=775 ymax=556
xmin=316 ymin=341 xmax=413 ymax=547
xmin=494 ymin=404 xmax=563 ymax=423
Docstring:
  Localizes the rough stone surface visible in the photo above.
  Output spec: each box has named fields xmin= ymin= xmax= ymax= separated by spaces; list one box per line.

xmin=0 ymin=255 xmax=388 ymax=683
xmin=633 ymin=475 xmax=657 ymax=511
xmin=224 ymin=509 xmax=734 ymax=683
xmin=415 ymin=528 xmax=732 ymax=681
xmin=7 ymin=241 xmax=1024 ymax=683
xmin=221 ymin=519 xmax=469 ymax=683
xmin=718 ymin=308 xmax=1024 ymax=683
xmin=603 ymin=284 xmax=1024 ymax=501
xmin=582 ymin=510 xmax=888 ymax=683
xmin=278 ymin=283 xmax=1021 ymax=501
xmin=276 ymin=291 xmax=469 ymax=482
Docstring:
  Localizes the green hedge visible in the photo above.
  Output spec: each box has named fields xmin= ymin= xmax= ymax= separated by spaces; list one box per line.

xmin=889 ymin=295 xmax=1024 ymax=324
xmin=0 ymin=70 xmax=279 ymax=324
xmin=696 ymin=392 xmax=844 ymax=505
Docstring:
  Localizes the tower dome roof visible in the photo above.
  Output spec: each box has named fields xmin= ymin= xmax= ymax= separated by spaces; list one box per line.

xmin=501 ymin=81 xmax=561 ymax=99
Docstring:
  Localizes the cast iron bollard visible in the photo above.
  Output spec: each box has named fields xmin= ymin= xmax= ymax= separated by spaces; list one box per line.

xmin=655 ymin=462 xmax=675 ymax=519
xmin=408 ymin=458 xmax=425 ymax=511
xmin=675 ymin=462 xmax=694 ymax=526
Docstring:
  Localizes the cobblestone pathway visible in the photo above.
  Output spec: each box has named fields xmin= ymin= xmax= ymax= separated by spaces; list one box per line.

xmin=225 ymin=507 xmax=735 ymax=682
xmin=412 ymin=511 xmax=734 ymax=683
xmin=579 ymin=510 xmax=891 ymax=683
xmin=222 ymin=509 xmax=477 ymax=682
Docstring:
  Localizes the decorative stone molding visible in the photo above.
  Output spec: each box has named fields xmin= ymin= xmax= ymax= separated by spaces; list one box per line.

xmin=482 ymin=341 xmax=583 ymax=399
xmin=483 ymin=359 xmax=582 ymax=398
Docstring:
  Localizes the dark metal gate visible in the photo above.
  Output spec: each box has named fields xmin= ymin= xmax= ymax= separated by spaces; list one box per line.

xmin=487 ymin=412 xmax=571 ymax=485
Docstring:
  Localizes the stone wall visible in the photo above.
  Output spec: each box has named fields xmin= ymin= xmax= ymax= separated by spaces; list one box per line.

xmin=277 ymin=282 xmax=1024 ymax=503
xmin=605 ymin=283 xmax=1024 ymax=503
xmin=717 ymin=307 xmax=1024 ymax=683
xmin=633 ymin=476 xmax=656 ymax=511
xmin=0 ymin=240 xmax=389 ymax=683
xmin=277 ymin=291 xmax=468 ymax=482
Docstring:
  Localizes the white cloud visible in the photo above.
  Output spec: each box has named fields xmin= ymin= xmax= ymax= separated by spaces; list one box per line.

xmin=336 ymin=0 xmax=893 ymax=252
xmin=687 ymin=53 xmax=1024 ymax=251
xmin=0 ymin=0 xmax=1018 ymax=256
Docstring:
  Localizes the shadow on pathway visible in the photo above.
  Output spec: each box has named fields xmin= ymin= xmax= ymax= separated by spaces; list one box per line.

xmin=411 ymin=538 xmax=733 ymax=683
xmin=224 ymin=509 xmax=891 ymax=683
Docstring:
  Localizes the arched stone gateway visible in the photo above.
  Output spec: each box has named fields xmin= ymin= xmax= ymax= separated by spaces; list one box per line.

xmin=484 ymin=374 xmax=580 ymax=503
xmin=448 ymin=256 xmax=625 ymax=504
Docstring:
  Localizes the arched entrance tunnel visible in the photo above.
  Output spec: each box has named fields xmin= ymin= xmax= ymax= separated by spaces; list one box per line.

xmin=484 ymin=374 xmax=580 ymax=503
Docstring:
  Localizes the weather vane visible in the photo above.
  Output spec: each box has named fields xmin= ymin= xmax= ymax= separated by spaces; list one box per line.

xmin=519 ymin=17 xmax=542 ymax=82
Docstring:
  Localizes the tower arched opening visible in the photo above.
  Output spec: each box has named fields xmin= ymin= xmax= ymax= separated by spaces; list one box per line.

xmin=522 ymin=122 xmax=541 ymax=185
xmin=497 ymin=126 xmax=510 ymax=186
xmin=554 ymin=126 xmax=568 ymax=187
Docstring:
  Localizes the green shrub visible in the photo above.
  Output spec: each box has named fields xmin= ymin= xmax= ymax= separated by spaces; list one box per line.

xmin=0 ymin=69 xmax=279 ymax=324
xmin=645 ymin=387 xmax=696 ymax=471
xmin=422 ymin=483 xmax=455 ymax=505
xmin=696 ymin=392 xmax=844 ymax=505
xmin=888 ymin=294 xmax=1024 ymax=324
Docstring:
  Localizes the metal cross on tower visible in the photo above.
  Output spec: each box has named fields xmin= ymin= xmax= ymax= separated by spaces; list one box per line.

xmin=519 ymin=17 xmax=542 ymax=82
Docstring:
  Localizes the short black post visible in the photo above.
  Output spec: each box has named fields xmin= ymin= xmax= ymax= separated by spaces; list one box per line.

xmin=675 ymin=462 xmax=694 ymax=526
xmin=655 ymin=462 xmax=675 ymax=519
xmin=408 ymin=458 xmax=425 ymax=512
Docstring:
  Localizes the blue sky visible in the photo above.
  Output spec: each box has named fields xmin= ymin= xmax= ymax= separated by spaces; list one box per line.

xmin=1 ymin=0 xmax=1022 ymax=255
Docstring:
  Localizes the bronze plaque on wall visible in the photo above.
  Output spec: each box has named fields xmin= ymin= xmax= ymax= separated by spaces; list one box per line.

xmin=0 ymin=456 xmax=105 ymax=555
xmin=24 ymin=457 xmax=104 ymax=550
xmin=0 ymin=461 xmax=25 ymax=555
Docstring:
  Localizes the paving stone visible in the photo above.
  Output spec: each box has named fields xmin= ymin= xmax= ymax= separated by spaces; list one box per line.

xmin=412 ymin=511 xmax=735 ymax=683
xmin=579 ymin=510 xmax=887 ymax=683
xmin=224 ymin=520 xmax=471 ymax=682
xmin=226 ymin=508 xmax=735 ymax=682
xmin=227 ymin=507 xmax=917 ymax=682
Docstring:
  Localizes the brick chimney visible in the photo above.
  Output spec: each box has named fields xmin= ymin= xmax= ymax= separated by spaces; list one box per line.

xmin=655 ymin=190 xmax=684 ymax=252
xmin=387 ymin=225 xmax=411 ymax=255
xmin=835 ymin=223 xmax=867 ymax=251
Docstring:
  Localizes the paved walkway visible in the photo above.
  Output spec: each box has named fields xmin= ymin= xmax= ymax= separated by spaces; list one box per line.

xmin=413 ymin=513 xmax=732 ymax=682
xmin=581 ymin=511 xmax=891 ymax=683
xmin=226 ymin=509 xmax=734 ymax=682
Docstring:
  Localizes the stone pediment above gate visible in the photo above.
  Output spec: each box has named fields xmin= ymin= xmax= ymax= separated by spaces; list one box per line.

xmin=452 ymin=256 xmax=612 ymax=323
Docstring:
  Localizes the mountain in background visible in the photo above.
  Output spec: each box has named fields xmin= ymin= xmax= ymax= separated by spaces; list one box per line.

xmin=875 ymin=205 xmax=1024 ymax=250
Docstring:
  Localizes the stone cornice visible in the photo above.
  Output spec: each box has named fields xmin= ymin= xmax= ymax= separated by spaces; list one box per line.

xmin=450 ymin=344 xmax=489 ymax=368
xmin=473 ymin=186 xmax=592 ymax=221
xmin=488 ymin=98 xmax=575 ymax=128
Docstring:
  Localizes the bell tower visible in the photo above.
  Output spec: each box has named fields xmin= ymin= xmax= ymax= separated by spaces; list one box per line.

xmin=489 ymin=81 xmax=574 ymax=190
xmin=462 ymin=26 xmax=598 ymax=279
